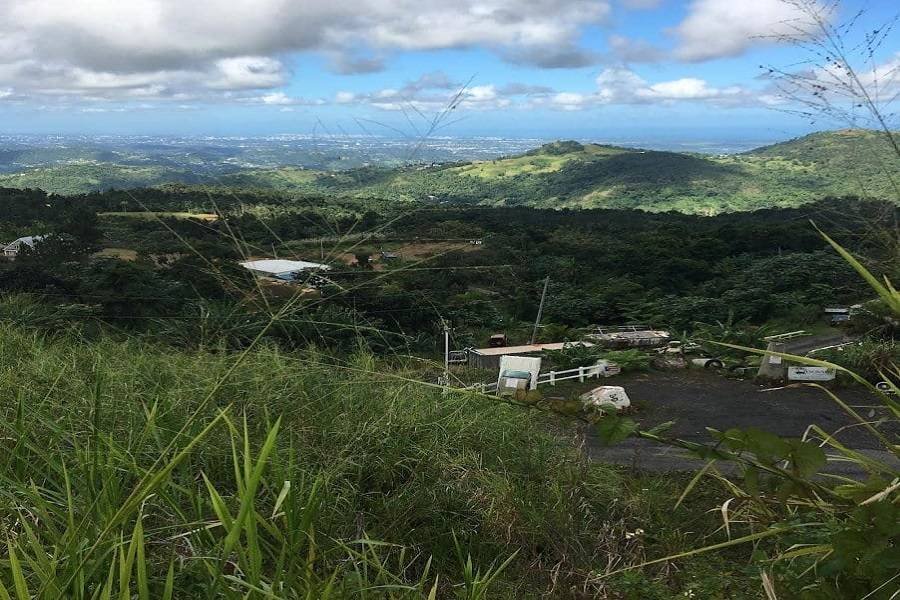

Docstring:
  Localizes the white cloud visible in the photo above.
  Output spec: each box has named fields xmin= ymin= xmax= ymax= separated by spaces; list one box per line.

xmin=250 ymin=92 xmax=325 ymax=106
xmin=259 ymin=92 xmax=294 ymax=105
xmin=601 ymin=69 xmax=755 ymax=105
xmin=673 ymin=0 xmax=824 ymax=62
xmin=855 ymin=52 xmax=900 ymax=91
xmin=0 ymin=0 xmax=610 ymax=102
xmin=646 ymin=78 xmax=721 ymax=99
xmin=465 ymin=85 xmax=497 ymax=101
xmin=551 ymin=92 xmax=588 ymax=110
xmin=335 ymin=91 xmax=356 ymax=104
xmin=525 ymin=68 xmax=762 ymax=110
xmin=206 ymin=57 xmax=287 ymax=90
xmin=81 ymin=106 xmax=127 ymax=113
xmin=345 ymin=68 xmax=766 ymax=114
xmin=762 ymin=51 xmax=900 ymax=122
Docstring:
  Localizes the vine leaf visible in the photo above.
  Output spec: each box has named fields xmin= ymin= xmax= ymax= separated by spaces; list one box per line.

xmin=595 ymin=414 xmax=638 ymax=446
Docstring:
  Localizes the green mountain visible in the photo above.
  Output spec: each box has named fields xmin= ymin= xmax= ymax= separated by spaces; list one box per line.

xmin=2 ymin=130 xmax=897 ymax=214
xmin=0 ymin=161 xmax=206 ymax=195
xmin=341 ymin=130 xmax=898 ymax=213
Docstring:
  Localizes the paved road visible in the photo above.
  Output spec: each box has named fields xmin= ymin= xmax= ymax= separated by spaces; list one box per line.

xmin=780 ymin=333 xmax=850 ymax=355
xmin=579 ymin=370 xmax=898 ymax=476
xmin=585 ymin=439 xmax=897 ymax=477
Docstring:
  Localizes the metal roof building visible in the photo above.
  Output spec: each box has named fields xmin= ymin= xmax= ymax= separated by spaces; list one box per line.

xmin=468 ymin=341 xmax=594 ymax=369
xmin=3 ymin=235 xmax=46 ymax=258
xmin=584 ymin=326 xmax=670 ymax=349
xmin=240 ymin=259 xmax=331 ymax=281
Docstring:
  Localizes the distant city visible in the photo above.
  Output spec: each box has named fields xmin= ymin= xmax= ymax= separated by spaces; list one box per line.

xmin=0 ymin=134 xmax=786 ymax=175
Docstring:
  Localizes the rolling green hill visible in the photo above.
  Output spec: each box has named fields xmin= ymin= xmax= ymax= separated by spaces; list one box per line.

xmin=346 ymin=130 xmax=898 ymax=213
xmin=0 ymin=161 xmax=206 ymax=195
xmin=2 ymin=130 xmax=897 ymax=213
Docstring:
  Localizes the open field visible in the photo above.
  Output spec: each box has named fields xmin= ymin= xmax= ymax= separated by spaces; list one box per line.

xmin=93 ymin=247 xmax=139 ymax=260
xmin=99 ymin=211 xmax=219 ymax=220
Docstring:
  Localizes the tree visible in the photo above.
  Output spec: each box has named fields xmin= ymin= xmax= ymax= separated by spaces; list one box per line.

xmin=70 ymin=259 xmax=183 ymax=319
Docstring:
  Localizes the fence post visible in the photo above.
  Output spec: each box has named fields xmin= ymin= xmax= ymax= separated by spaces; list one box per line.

xmin=550 ymin=371 xmax=556 ymax=386
xmin=578 ymin=366 xmax=585 ymax=382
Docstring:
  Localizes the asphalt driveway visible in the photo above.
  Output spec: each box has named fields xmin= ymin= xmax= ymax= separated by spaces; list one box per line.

xmin=578 ymin=370 xmax=898 ymax=475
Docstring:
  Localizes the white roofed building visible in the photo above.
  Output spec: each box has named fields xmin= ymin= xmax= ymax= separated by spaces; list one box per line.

xmin=3 ymin=235 xmax=46 ymax=259
xmin=468 ymin=341 xmax=594 ymax=369
xmin=239 ymin=259 xmax=331 ymax=281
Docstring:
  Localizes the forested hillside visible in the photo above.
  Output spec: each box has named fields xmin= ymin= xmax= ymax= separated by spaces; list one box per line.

xmin=339 ymin=130 xmax=899 ymax=213
xmin=1 ymin=130 xmax=897 ymax=214
xmin=1 ymin=186 xmax=894 ymax=349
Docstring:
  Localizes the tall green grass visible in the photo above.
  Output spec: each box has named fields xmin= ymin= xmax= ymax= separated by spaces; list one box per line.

xmin=0 ymin=323 xmax=760 ymax=598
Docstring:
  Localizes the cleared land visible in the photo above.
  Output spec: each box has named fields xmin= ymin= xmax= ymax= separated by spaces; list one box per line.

xmin=99 ymin=211 xmax=218 ymax=220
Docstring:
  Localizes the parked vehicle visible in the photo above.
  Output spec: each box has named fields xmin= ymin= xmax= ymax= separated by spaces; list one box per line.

xmin=488 ymin=334 xmax=508 ymax=348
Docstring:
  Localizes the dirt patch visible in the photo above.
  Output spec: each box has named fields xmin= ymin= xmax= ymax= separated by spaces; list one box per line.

xmin=328 ymin=242 xmax=481 ymax=269
xmin=100 ymin=211 xmax=218 ymax=221
xmin=94 ymin=247 xmax=138 ymax=261
xmin=391 ymin=241 xmax=482 ymax=260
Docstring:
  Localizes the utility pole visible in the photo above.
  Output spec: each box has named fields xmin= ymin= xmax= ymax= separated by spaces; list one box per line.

xmin=530 ymin=276 xmax=550 ymax=345
xmin=442 ymin=319 xmax=451 ymax=392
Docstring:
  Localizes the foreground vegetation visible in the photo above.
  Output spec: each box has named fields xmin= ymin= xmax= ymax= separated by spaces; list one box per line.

xmin=0 ymin=323 xmax=771 ymax=598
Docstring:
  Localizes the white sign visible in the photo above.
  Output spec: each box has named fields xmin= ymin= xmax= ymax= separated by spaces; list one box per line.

xmin=593 ymin=360 xmax=621 ymax=377
xmin=768 ymin=355 xmax=782 ymax=365
xmin=788 ymin=367 xmax=836 ymax=381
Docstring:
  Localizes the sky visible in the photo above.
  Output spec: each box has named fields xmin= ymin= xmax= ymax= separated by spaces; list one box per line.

xmin=0 ymin=0 xmax=898 ymax=141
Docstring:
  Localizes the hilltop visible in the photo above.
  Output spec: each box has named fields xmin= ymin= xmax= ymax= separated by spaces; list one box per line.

xmin=1 ymin=129 xmax=897 ymax=213
xmin=358 ymin=129 xmax=898 ymax=213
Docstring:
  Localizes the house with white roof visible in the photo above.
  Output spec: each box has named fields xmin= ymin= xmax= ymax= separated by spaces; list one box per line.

xmin=2 ymin=235 xmax=46 ymax=259
xmin=239 ymin=259 xmax=331 ymax=281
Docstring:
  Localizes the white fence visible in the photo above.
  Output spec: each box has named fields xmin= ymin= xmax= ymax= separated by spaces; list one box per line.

xmin=465 ymin=381 xmax=499 ymax=394
xmin=536 ymin=362 xmax=619 ymax=387
xmin=464 ymin=362 xmax=619 ymax=395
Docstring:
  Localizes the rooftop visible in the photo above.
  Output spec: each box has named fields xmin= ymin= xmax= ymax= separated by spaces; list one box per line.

xmin=4 ymin=235 xmax=46 ymax=248
xmin=590 ymin=330 xmax=669 ymax=340
xmin=240 ymin=259 xmax=331 ymax=275
xmin=471 ymin=341 xmax=593 ymax=357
